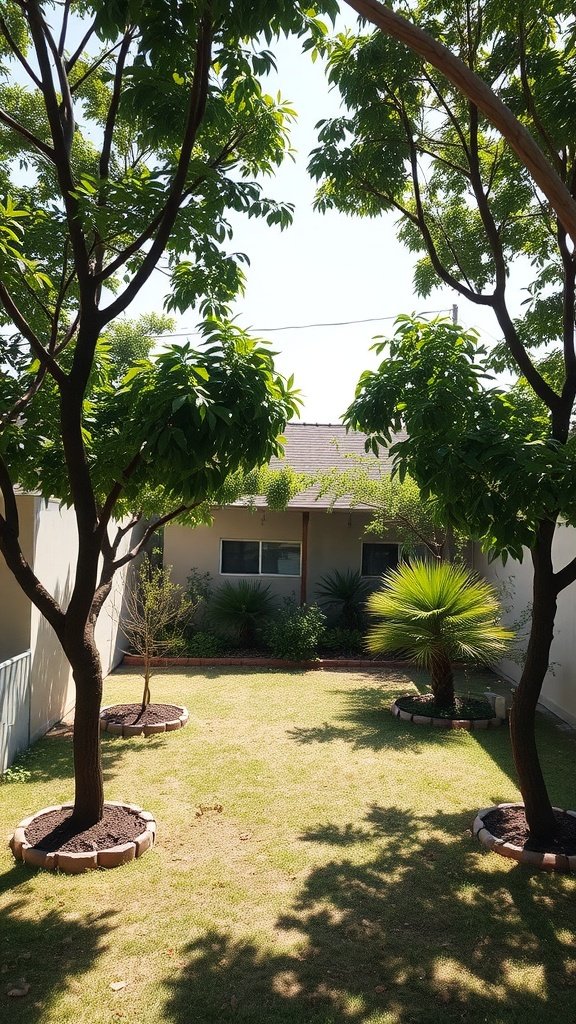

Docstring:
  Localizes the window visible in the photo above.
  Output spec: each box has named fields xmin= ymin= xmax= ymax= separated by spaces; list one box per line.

xmin=361 ymin=542 xmax=399 ymax=577
xmin=220 ymin=540 xmax=259 ymax=574
xmin=220 ymin=540 xmax=301 ymax=576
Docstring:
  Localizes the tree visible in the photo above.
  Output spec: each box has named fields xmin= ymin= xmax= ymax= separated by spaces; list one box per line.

xmin=119 ymin=555 xmax=192 ymax=713
xmin=366 ymin=559 xmax=512 ymax=709
xmin=310 ymin=4 xmax=576 ymax=844
xmin=316 ymin=458 xmax=460 ymax=560
xmin=0 ymin=0 xmax=336 ymax=829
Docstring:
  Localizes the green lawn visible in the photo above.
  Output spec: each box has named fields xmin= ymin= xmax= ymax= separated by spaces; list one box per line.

xmin=1 ymin=666 xmax=575 ymax=1024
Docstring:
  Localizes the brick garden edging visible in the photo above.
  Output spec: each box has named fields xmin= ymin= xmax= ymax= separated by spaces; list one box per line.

xmin=391 ymin=699 xmax=504 ymax=730
xmin=122 ymin=655 xmax=415 ymax=670
xmin=473 ymin=803 xmax=576 ymax=872
xmin=99 ymin=704 xmax=189 ymax=737
xmin=9 ymin=801 xmax=156 ymax=873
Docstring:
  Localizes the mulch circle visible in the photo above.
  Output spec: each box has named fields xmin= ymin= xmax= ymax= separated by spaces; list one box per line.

xmin=100 ymin=702 xmax=189 ymax=737
xmin=391 ymin=694 xmax=503 ymax=730
xmin=473 ymin=802 xmax=576 ymax=871
xmin=9 ymin=801 xmax=156 ymax=873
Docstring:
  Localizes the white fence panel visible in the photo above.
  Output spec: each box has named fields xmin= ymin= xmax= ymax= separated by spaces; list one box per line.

xmin=0 ymin=651 xmax=31 ymax=772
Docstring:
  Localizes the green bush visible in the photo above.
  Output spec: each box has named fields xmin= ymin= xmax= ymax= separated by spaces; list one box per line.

xmin=185 ymin=568 xmax=213 ymax=627
xmin=319 ymin=627 xmax=363 ymax=655
xmin=210 ymin=581 xmax=275 ymax=646
xmin=185 ymin=631 xmax=227 ymax=658
xmin=263 ymin=601 xmax=327 ymax=660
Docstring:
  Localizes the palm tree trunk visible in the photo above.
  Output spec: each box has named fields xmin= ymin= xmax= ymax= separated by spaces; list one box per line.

xmin=431 ymin=651 xmax=455 ymax=708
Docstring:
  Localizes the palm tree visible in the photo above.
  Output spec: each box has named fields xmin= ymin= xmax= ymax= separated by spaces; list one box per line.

xmin=366 ymin=560 xmax=512 ymax=709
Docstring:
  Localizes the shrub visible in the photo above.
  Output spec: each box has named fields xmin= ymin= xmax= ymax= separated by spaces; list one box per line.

xmin=210 ymin=580 xmax=275 ymax=646
xmin=184 ymin=631 xmax=227 ymax=658
xmin=185 ymin=568 xmax=213 ymax=628
xmin=263 ymin=600 xmax=327 ymax=660
xmin=316 ymin=569 xmax=371 ymax=629
xmin=319 ymin=627 xmax=364 ymax=655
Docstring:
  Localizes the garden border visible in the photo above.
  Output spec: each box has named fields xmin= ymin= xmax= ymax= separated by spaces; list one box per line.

xmin=391 ymin=699 xmax=504 ymax=730
xmin=473 ymin=803 xmax=576 ymax=872
xmin=9 ymin=801 xmax=156 ymax=873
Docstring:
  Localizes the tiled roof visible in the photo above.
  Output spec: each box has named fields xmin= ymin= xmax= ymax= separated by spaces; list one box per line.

xmin=237 ymin=422 xmax=406 ymax=510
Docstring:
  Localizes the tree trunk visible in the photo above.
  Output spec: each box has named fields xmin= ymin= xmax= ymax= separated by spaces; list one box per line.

xmin=65 ymin=625 xmax=104 ymax=828
xmin=509 ymin=549 xmax=558 ymax=845
xmin=430 ymin=651 xmax=455 ymax=708
xmin=141 ymin=666 xmax=151 ymax=713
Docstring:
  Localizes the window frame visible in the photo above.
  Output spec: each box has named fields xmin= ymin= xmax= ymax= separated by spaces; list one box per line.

xmin=219 ymin=538 xmax=302 ymax=578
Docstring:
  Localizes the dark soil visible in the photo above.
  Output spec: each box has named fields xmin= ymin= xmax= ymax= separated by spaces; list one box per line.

xmin=101 ymin=702 xmax=183 ymax=726
xmin=24 ymin=805 xmax=147 ymax=853
xmin=483 ymin=805 xmax=576 ymax=856
xmin=396 ymin=693 xmax=494 ymax=720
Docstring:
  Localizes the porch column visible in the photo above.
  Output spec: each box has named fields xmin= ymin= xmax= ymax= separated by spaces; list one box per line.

xmin=300 ymin=510 xmax=309 ymax=605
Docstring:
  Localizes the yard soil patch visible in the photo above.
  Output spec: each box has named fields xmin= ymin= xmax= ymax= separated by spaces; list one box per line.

xmin=396 ymin=693 xmax=493 ymax=720
xmin=101 ymin=702 xmax=183 ymax=726
xmin=24 ymin=805 xmax=146 ymax=853
xmin=483 ymin=806 xmax=576 ymax=855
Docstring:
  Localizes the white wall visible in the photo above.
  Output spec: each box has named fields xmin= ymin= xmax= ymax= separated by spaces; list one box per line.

xmin=476 ymin=522 xmax=576 ymax=726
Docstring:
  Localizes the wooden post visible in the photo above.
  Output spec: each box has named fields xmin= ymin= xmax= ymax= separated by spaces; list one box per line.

xmin=300 ymin=510 xmax=309 ymax=605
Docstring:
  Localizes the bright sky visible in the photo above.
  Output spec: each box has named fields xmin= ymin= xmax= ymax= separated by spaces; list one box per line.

xmin=134 ymin=28 xmax=524 ymax=424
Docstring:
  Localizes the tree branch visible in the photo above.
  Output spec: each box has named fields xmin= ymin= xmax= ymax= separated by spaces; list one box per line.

xmin=343 ymin=0 xmax=576 ymax=244
xmin=111 ymin=504 xmax=197 ymax=571
xmin=0 ymin=107 xmax=55 ymax=161
xmin=0 ymin=15 xmax=42 ymax=87
xmin=99 ymin=14 xmax=213 ymax=325
xmin=25 ymin=1 xmax=91 ymax=293
xmin=0 ymin=281 xmax=67 ymax=384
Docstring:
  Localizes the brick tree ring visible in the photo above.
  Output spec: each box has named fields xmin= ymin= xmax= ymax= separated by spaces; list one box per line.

xmin=390 ymin=699 xmax=504 ymax=731
xmin=473 ymin=803 xmax=576 ymax=872
xmin=100 ymin=703 xmax=189 ymax=737
xmin=9 ymin=801 xmax=157 ymax=873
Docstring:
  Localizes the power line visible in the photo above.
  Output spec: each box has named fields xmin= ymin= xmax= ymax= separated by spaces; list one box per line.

xmin=145 ymin=307 xmax=453 ymax=338
xmin=0 ymin=307 xmax=455 ymax=341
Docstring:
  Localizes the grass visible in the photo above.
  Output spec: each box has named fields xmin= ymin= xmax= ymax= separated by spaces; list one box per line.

xmin=1 ymin=665 xmax=575 ymax=1024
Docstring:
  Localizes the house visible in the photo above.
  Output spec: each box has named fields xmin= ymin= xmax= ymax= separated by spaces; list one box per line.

xmin=164 ymin=423 xmax=405 ymax=605
xmin=0 ymin=493 xmax=135 ymax=770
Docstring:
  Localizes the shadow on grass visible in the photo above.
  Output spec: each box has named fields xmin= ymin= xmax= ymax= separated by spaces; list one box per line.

xmin=0 ymin=898 xmax=114 ymax=1023
xmin=288 ymin=680 xmax=493 ymax=757
xmin=162 ymin=804 xmax=576 ymax=1024
xmin=16 ymin=732 xmax=167 ymax=789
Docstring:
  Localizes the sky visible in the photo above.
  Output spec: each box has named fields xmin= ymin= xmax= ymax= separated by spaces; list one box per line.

xmin=132 ymin=29 xmax=524 ymax=425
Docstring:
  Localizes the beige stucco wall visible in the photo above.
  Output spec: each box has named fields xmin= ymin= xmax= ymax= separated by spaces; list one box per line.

xmin=28 ymin=498 xmax=137 ymax=741
xmin=0 ymin=494 xmax=35 ymax=662
xmin=28 ymin=498 xmax=78 ymax=741
xmin=475 ymin=522 xmax=576 ymax=726
xmin=164 ymin=506 xmax=400 ymax=605
xmin=0 ymin=496 xmax=138 ymax=745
